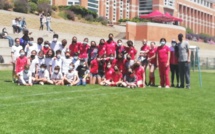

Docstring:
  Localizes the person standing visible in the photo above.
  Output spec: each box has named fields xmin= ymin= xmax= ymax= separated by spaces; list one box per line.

xmin=39 ymin=11 xmax=44 ymax=30
xmin=46 ymin=13 xmax=52 ymax=32
xmin=177 ymin=33 xmax=191 ymax=89
xmin=170 ymin=39 xmax=180 ymax=87
xmin=156 ymin=38 xmax=170 ymax=88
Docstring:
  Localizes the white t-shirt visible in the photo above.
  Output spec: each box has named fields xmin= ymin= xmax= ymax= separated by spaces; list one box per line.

xmin=38 ymin=57 xmax=45 ymax=67
xmin=52 ymin=58 xmax=63 ymax=72
xmin=45 ymin=57 xmax=53 ymax=68
xmin=25 ymin=43 xmax=37 ymax=57
xmin=51 ymin=72 xmax=63 ymax=80
xmin=65 ymin=70 xmax=78 ymax=81
xmin=11 ymin=45 xmax=23 ymax=62
xmin=59 ymin=45 xmax=68 ymax=57
xmin=62 ymin=57 xmax=73 ymax=74
xmin=18 ymin=70 xmax=32 ymax=85
xmin=72 ymin=59 xmax=80 ymax=70
xmin=38 ymin=69 xmax=50 ymax=80
xmin=29 ymin=58 xmax=39 ymax=73
xmin=50 ymin=41 xmax=61 ymax=53
xmin=35 ymin=44 xmax=43 ymax=53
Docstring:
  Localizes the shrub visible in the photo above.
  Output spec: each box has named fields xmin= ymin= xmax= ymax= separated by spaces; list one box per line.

xmin=52 ymin=5 xmax=57 ymax=11
xmin=65 ymin=10 xmax=75 ymax=21
xmin=69 ymin=5 xmax=97 ymax=18
xmin=38 ymin=2 xmax=52 ymax=15
xmin=58 ymin=6 xmax=70 ymax=11
xmin=29 ymin=2 xmax=38 ymax=13
xmin=186 ymin=27 xmax=193 ymax=34
xmin=0 ymin=0 xmax=4 ymax=9
xmin=14 ymin=0 xmax=29 ymax=13
xmin=31 ymin=0 xmax=38 ymax=4
xmin=84 ymin=14 xmax=94 ymax=21
xmin=96 ymin=16 xmax=108 ymax=25
xmin=3 ymin=1 xmax=13 ymax=10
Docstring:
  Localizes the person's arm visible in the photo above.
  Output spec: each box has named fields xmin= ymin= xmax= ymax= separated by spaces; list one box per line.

xmin=28 ymin=73 xmax=32 ymax=86
xmin=156 ymin=52 xmax=159 ymax=67
xmin=166 ymin=51 xmax=170 ymax=67
xmin=187 ymin=43 xmax=191 ymax=63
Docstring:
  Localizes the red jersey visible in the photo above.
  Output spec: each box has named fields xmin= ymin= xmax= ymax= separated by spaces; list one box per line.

xmin=42 ymin=47 xmax=50 ymax=55
xmin=170 ymin=46 xmax=178 ymax=65
xmin=105 ymin=67 xmax=114 ymax=80
xmin=98 ymin=44 xmax=106 ymax=56
xmin=125 ymin=47 xmax=137 ymax=60
xmin=112 ymin=71 xmax=122 ymax=82
xmin=157 ymin=45 xmax=170 ymax=63
xmin=105 ymin=41 xmax=116 ymax=56
xmin=134 ymin=66 xmax=145 ymax=81
xmin=141 ymin=45 xmax=150 ymax=52
xmin=69 ymin=42 xmax=81 ymax=56
xmin=79 ymin=43 xmax=90 ymax=58
xmin=148 ymin=47 xmax=157 ymax=64
xmin=115 ymin=59 xmax=126 ymax=73
xmin=90 ymin=59 xmax=98 ymax=74
xmin=16 ymin=56 xmax=28 ymax=73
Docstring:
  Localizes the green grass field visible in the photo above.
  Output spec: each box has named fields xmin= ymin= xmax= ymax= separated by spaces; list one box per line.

xmin=0 ymin=70 xmax=214 ymax=134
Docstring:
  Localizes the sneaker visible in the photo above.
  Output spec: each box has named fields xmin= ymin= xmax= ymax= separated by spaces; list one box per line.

xmin=171 ymin=84 xmax=175 ymax=87
xmin=127 ymin=86 xmax=130 ymax=88
xmin=176 ymin=84 xmax=180 ymax=88
xmin=186 ymin=85 xmax=190 ymax=89
xmin=158 ymin=86 xmax=162 ymax=88
xmin=165 ymin=86 xmax=170 ymax=89
xmin=39 ymin=82 xmax=44 ymax=85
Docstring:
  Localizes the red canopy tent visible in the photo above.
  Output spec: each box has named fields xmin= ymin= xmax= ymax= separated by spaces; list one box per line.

xmin=140 ymin=10 xmax=183 ymax=22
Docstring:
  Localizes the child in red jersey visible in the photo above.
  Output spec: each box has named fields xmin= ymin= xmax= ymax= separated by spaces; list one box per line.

xmin=16 ymin=49 xmax=28 ymax=74
xmin=100 ymin=62 xmax=114 ymax=86
xmin=147 ymin=42 xmax=157 ymax=86
xmin=98 ymin=39 xmax=106 ymax=57
xmin=42 ymin=41 xmax=50 ymax=55
xmin=133 ymin=62 xmax=145 ymax=88
xmin=89 ymin=56 xmax=99 ymax=84
xmin=69 ymin=36 xmax=81 ymax=56
xmin=106 ymin=33 xmax=117 ymax=56
xmin=79 ymin=38 xmax=90 ymax=61
xmin=110 ymin=66 xmax=123 ymax=86
xmin=156 ymin=38 xmax=170 ymax=88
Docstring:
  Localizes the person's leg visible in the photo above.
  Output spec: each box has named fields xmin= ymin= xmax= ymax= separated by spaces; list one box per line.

xmin=92 ymin=75 xmax=97 ymax=84
xmin=170 ymin=64 xmax=174 ymax=86
xmin=159 ymin=64 xmax=164 ymax=87
xmin=97 ymin=75 xmax=102 ymax=85
xmin=179 ymin=62 xmax=185 ymax=88
xmin=175 ymin=64 xmax=180 ymax=87
xmin=185 ymin=62 xmax=190 ymax=88
xmin=90 ymin=74 xmax=93 ymax=84
xmin=165 ymin=65 xmax=170 ymax=87
xmin=77 ymin=78 xmax=82 ymax=86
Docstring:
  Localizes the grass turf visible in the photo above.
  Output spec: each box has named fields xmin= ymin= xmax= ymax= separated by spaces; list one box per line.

xmin=0 ymin=70 xmax=214 ymax=134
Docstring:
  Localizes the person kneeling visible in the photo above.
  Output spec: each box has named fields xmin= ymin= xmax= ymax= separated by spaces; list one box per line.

xmin=64 ymin=63 xmax=79 ymax=86
xmin=110 ymin=66 xmax=123 ymax=87
xmin=51 ymin=66 xmax=64 ymax=85
xmin=17 ymin=65 xmax=33 ymax=86
xmin=34 ymin=64 xmax=53 ymax=85
xmin=122 ymin=68 xmax=137 ymax=89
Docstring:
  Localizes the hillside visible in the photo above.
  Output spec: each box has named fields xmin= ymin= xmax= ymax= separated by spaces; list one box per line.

xmin=0 ymin=10 xmax=120 ymax=38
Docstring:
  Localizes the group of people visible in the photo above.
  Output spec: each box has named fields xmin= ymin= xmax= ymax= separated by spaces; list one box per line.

xmin=11 ymin=33 xmax=191 ymax=89
xmin=39 ymin=12 xmax=53 ymax=32
xmin=12 ymin=17 xmax=27 ymax=34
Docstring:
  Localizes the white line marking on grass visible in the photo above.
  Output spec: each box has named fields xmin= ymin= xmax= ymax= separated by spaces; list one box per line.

xmin=0 ymin=87 xmax=109 ymax=99
xmin=0 ymin=90 xmax=132 ymax=108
